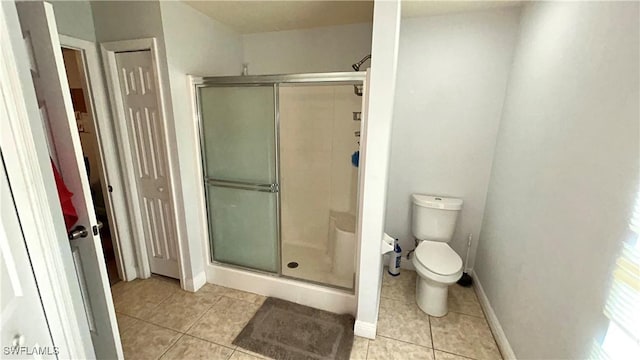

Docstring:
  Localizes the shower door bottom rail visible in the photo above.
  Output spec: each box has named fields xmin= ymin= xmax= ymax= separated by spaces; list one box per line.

xmin=206 ymin=178 xmax=279 ymax=193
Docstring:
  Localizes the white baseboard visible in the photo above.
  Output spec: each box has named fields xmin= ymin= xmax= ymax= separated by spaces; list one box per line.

xmin=183 ymin=271 xmax=207 ymax=292
xmin=473 ymin=270 xmax=516 ymax=360
xmin=354 ymin=320 xmax=377 ymax=339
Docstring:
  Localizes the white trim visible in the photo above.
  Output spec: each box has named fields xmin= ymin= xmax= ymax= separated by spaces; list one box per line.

xmin=183 ymin=271 xmax=207 ymax=292
xmin=354 ymin=320 xmax=377 ymax=339
xmin=206 ymin=264 xmax=357 ymax=315
xmin=188 ymin=75 xmax=212 ymax=287
xmin=0 ymin=2 xmax=92 ymax=357
xmin=473 ymin=270 xmax=517 ymax=360
xmin=58 ymin=34 xmax=137 ymax=281
xmin=101 ymin=38 xmax=188 ymax=287
xmin=355 ymin=0 xmax=402 ymax=334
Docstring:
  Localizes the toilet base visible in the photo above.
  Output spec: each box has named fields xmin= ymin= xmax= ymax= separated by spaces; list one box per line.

xmin=415 ymin=276 xmax=450 ymax=317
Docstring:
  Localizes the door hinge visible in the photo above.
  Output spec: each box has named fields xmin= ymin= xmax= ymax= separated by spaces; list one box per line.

xmin=108 ymin=185 xmax=113 ymax=192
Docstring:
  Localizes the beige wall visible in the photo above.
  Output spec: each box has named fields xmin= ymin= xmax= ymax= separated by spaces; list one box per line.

xmin=159 ymin=0 xmax=244 ymax=280
xmin=242 ymin=22 xmax=372 ymax=75
xmin=280 ymin=85 xmax=361 ymax=250
xmin=50 ymin=0 xmax=96 ymax=42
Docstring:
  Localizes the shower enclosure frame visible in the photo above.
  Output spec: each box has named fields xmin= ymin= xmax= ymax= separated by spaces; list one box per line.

xmin=193 ymin=72 xmax=366 ymax=292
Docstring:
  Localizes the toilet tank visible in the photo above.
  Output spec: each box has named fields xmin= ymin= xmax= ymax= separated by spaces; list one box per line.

xmin=411 ymin=194 xmax=463 ymax=242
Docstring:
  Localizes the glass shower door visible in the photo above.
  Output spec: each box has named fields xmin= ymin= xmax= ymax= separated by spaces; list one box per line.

xmin=198 ymin=86 xmax=279 ymax=272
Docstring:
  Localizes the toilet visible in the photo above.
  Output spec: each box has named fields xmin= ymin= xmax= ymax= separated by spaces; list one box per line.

xmin=411 ymin=194 xmax=463 ymax=317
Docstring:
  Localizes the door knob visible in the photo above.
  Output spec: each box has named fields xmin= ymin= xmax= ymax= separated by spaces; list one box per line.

xmin=68 ymin=225 xmax=88 ymax=240
xmin=158 ymin=186 xmax=164 ymax=192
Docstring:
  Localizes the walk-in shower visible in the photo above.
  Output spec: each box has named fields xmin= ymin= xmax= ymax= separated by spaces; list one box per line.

xmin=194 ymin=72 xmax=365 ymax=291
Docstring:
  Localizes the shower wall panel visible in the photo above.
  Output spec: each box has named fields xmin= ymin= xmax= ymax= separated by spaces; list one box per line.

xmin=279 ymin=85 xmax=361 ymax=252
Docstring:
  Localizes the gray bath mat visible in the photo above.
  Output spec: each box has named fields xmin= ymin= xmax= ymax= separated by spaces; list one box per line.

xmin=233 ymin=297 xmax=354 ymax=360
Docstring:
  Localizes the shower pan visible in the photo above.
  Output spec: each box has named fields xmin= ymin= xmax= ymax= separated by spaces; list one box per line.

xmin=194 ymin=72 xmax=366 ymax=294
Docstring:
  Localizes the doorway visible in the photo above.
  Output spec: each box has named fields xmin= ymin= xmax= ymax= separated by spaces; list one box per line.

xmin=60 ymin=47 xmax=120 ymax=286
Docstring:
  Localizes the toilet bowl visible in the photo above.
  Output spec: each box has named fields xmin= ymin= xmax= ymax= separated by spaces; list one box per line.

xmin=412 ymin=241 xmax=463 ymax=316
xmin=411 ymin=194 xmax=463 ymax=317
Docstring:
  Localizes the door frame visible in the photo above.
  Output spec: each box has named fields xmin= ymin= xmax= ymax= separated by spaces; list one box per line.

xmin=58 ymin=34 xmax=135 ymax=282
xmin=0 ymin=2 xmax=93 ymax=357
xmin=101 ymin=38 xmax=186 ymax=285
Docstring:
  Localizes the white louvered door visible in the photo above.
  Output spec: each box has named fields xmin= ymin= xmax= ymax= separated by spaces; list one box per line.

xmin=114 ymin=51 xmax=179 ymax=279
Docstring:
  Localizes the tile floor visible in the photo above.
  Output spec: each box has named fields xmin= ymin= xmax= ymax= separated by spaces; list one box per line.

xmin=356 ymin=270 xmax=503 ymax=360
xmin=112 ymin=271 xmax=501 ymax=360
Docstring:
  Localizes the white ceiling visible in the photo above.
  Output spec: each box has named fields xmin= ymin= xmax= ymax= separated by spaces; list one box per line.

xmin=183 ymin=1 xmax=523 ymax=35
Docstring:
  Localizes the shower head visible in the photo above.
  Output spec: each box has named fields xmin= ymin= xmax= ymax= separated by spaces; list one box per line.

xmin=352 ymin=54 xmax=371 ymax=71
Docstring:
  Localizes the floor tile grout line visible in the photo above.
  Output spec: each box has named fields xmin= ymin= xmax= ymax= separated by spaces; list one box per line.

xmin=481 ymin=314 xmax=504 ymax=360
xmin=434 ymin=348 xmax=479 ymax=360
xmin=382 ymin=272 xmax=496 ymax=360
xmin=365 ymin=338 xmax=370 ymax=360
xmin=429 ymin=315 xmax=499 ymax=360
xmin=116 ymin=295 xmax=257 ymax=334
xmin=155 ymin=332 xmax=185 ymax=360
xmin=113 ymin=282 xmax=179 ymax=319
xmin=429 ymin=314 xmax=435 ymax=360
xmin=469 ymin=288 xmax=504 ymax=359
xmin=175 ymin=294 xmax=263 ymax=352
xmin=235 ymin=348 xmax=271 ymax=360
xmin=115 ymin=294 xmax=225 ymax=335
xmin=133 ymin=273 xmax=490 ymax=360
xmin=220 ymin=293 xmax=265 ymax=306
xmin=117 ymin=311 xmax=187 ymax=334
xmin=120 ymin=314 xmax=250 ymax=360
xmin=436 ymin=309 xmax=502 ymax=359
xmin=448 ymin=310 xmax=485 ymax=319
xmin=381 ymin=296 xmax=486 ymax=319
xmin=179 ymin=296 xmax=259 ymax=352
xmin=182 ymin=295 xmax=225 ymax=334
xmin=114 ymin=311 xmax=137 ymax=333
xmin=183 ymin=332 xmax=237 ymax=352
xmin=119 ymin=291 xmax=224 ymax=334
xmin=376 ymin=334 xmax=433 ymax=350
xmin=115 ymin=280 xmax=267 ymax=358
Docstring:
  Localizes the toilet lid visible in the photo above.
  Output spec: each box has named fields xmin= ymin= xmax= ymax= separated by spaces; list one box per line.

xmin=415 ymin=242 xmax=462 ymax=275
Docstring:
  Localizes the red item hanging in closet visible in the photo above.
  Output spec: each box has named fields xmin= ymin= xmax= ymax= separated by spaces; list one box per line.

xmin=51 ymin=159 xmax=78 ymax=231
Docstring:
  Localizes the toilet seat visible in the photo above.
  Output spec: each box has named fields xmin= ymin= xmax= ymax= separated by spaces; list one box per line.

xmin=413 ymin=241 xmax=463 ymax=284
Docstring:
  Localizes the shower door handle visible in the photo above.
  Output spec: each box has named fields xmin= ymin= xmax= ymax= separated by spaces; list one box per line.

xmin=207 ymin=178 xmax=279 ymax=193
